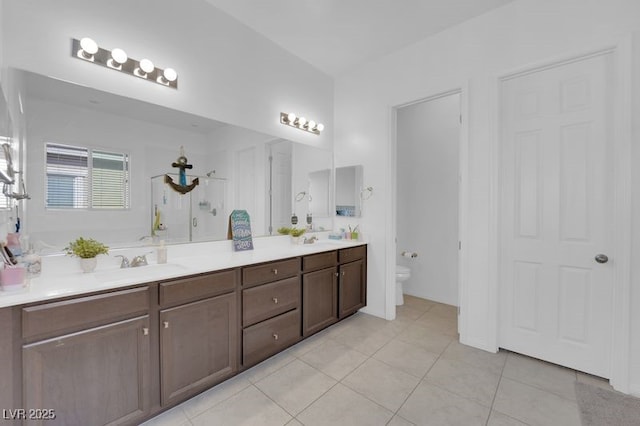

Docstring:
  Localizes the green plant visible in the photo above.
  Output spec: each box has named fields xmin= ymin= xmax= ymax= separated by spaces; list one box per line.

xmin=65 ymin=237 xmax=109 ymax=259
xmin=289 ymin=228 xmax=306 ymax=237
xmin=277 ymin=226 xmax=292 ymax=235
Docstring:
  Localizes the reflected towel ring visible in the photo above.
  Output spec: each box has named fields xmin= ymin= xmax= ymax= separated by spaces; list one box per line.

xmin=360 ymin=186 xmax=373 ymax=200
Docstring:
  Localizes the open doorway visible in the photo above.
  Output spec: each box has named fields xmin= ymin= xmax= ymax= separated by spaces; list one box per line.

xmin=395 ymin=91 xmax=461 ymax=306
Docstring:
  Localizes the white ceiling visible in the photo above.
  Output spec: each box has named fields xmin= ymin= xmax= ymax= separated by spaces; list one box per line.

xmin=205 ymin=0 xmax=516 ymax=76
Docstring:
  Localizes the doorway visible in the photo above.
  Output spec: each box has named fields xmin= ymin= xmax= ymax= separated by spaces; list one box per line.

xmin=266 ymin=140 xmax=292 ymax=235
xmin=396 ymin=92 xmax=461 ymax=306
xmin=498 ymin=51 xmax=614 ymax=377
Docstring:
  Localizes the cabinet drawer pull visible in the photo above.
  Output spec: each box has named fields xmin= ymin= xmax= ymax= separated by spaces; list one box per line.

xmin=143 ymin=327 xmax=149 ymax=336
xmin=272 ymin=268 xmax=278 ymax=275
xmin=163 ymin=321 xmax=169 ymax=329
xmin=272 ymin=297 xmax=278 ymax=304
xmin=273 ymin=333 xmax=279 ymax=341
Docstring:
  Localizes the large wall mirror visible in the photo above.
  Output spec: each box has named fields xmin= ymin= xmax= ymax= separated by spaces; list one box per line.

xmin=9 ymin=68 xmax=333 ymax=249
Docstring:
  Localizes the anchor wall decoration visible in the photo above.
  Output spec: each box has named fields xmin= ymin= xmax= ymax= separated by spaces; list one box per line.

xmin=165 ymin=146 xmax=199 ymax=194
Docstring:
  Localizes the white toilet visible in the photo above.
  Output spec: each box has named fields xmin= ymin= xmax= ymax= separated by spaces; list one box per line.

xmin=395 ymin=265 xmax=411 ymax=306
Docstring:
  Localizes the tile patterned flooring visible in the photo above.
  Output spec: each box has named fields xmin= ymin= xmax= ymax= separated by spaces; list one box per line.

xmin=142 ymin=295 xmax=611 ymax=426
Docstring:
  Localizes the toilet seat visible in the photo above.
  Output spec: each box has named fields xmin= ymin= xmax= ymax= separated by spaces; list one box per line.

xmin=396 ymin=265 xmax=411 ymax=278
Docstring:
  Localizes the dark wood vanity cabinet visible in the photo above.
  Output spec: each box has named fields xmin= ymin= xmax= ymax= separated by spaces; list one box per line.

xmin=21 ymin=287 xmax=152 ymax=426
xmin=158 ymin=270 xmax=239 ymax=407
xmin=241 ymin=258 xmax=301 ymax=367
xmin=1 ymin=244 xmax=366 ymax=425
xmin=338 ymin=246 xmax=367 ymax=318
xmin=302 ymin=251 xmax=338 ymax=337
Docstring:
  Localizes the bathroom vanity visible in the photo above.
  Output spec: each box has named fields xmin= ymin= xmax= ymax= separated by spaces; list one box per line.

xmin=0 ymin=240 xmax=366 ymax=425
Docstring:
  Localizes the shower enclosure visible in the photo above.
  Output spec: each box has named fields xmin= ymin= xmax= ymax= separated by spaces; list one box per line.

xmin=151 ymin=174 xmax=227 ymax=243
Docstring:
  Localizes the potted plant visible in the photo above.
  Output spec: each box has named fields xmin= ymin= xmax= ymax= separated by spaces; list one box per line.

xmin=65 ymin=237 xmax=109 ymax=273
xmin=277 ymin=226 xmax=292 ymax=235
xmin=289 ymin=228 xmax=306 ymax=244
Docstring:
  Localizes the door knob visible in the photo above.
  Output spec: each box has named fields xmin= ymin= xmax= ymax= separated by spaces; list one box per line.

xmin=595 ymin=254 xmax=609 ymax=264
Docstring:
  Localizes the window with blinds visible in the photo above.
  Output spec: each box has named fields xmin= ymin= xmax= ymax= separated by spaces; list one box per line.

xmin=0 ymin=138 xmax=10 ymax=209
xmin=46 ymin=143 xmax=130 ymax=209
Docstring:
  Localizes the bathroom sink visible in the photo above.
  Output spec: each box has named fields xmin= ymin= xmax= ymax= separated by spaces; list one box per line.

xmin=299 ymin=239 xmax=356 ymax=249
xmin=93 ymin=263 xmax=188 ymax=284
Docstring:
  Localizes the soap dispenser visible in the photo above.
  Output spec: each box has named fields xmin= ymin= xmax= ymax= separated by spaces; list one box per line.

xmin=157 ymin=240 xmax=167 ymax=264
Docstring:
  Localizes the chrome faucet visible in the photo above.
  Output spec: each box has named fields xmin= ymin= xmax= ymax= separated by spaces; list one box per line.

xmin=131 ymin=253 xmax=151 ymax=267
xmin=304 ymin=236 xmax=318 ymax=244
xmin=115 ymin=252 xmax=152 ymax=268
xmin=115 ymin=255 xmax=130 ymax=268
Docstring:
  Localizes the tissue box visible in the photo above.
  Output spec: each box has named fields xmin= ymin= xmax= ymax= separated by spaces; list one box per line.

xmin=0 ymin=266 xmax=26 ymax=291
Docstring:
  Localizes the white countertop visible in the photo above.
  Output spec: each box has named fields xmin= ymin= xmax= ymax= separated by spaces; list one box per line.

xmin=0 ymin=236 xmax=366 ymax=309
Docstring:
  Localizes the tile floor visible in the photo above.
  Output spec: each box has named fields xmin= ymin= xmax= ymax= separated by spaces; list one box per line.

xmin=142 ymin=295 xmax=611 ymax=426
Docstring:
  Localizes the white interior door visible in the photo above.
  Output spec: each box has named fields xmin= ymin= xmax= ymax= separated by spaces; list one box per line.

xmin=268 ymin=141 xmax=292 ymax=233
xmin=499 ymin=52 xmax=614 ymax=378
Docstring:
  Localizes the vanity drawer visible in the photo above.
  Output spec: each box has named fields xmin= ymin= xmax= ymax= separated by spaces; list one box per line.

xmin=242 ymin=258 xmax=299 ymax=289
xmin=159 ymin=269 xmax=237 ymax=308
xmin=339 ymin=245 xmax=367 ymax=264
xmin=242 ymin=276 xmax=300 ymax=327
xmin=22 ymin=286 xmax=149 ymax=342
xmin=302 ymin=251 xmax=337 ymax=272
xmin=243 ymin=309 xmax=301 ymax=366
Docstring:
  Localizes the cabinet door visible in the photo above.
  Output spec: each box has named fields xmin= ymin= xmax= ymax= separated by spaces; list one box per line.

xmin=303 ymin=267 xmax=337 ymax=337
xmin=23 ymin=316 xmax=151 ymax=426
xmin=160 ymin=293 xmax=237 ymax=406
xmin=339 ymin=259 xmax=366 ymax=318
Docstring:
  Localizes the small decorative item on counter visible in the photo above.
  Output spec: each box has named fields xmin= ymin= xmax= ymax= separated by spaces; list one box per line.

xmin=23 ymin=248 xmax=42 ymax=277
xmin=0 ymin=265 xmax=26 ymax=291
xmin=157 ymin=240 xmax=167 ymax=264
xmin=289 ymin=227 xmax=306 ymax=244
xmin=351 ymin=225 xmax=360 ymax=241
xmin=277 ymin=226 xmax=292 ymax=235
xmin=6 ymin=232 xmax=22 ymax=256
xmin=65 ymin=237 xmax=109 ymax=273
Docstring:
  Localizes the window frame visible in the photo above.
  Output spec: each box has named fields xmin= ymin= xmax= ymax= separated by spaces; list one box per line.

xmin=45 ymin=142 xmax=131 ymax=211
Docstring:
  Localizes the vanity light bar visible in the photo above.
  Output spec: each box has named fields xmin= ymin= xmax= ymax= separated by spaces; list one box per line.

xmin=280 ymin=112 xmax=324 ymax=135
xmin=71 ymin=37 xmax=178 ymax=89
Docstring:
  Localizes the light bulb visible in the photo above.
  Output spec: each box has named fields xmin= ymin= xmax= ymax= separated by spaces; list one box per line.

xmin=163 ymin=68 xmax=177 ymax=82
xmin=308 ymin=120 xmax=316 ymax=130
xmin=316 ymin=123 xmax=324 ymax=132
xmin=111 ymin=48 xmax=128 ymax=65
xmin=297 ymin=117 xmax=307 ymax=127
xmin=139 ymin=59 xmax=155 ymax=74
xmin=287 ymin=112 xmax=296 ymax=123
xmin=79 ymin=37 xmax=98 ymax=59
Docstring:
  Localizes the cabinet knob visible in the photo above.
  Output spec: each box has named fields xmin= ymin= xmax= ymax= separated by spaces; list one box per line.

xmin=163 ymin=321 xmax=169 ymax=329
xmin=272 ymin=297 xmax=279 ymax=304
xmin=342 ymin=271 xmax=346 ymax=276
xmin=335 ymin=272 xmax=339 ymax=277
xmin=273 ymin=333 xmax=279 ymax=341
xmin=143 ymin=327 xmax=149 ymax=336
xmin=272 ymin=268 xmax=278 ymax=275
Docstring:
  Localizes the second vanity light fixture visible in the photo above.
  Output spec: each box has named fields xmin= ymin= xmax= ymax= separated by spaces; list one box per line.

xmin=72 ymin=37 xmax=178 ymax=89
xmin=280 ymin=112 xmax=324 ymax=135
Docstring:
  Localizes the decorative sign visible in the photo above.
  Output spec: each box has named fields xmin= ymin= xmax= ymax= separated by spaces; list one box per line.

xmin=228 ymin=210 xmax=254 ymax=251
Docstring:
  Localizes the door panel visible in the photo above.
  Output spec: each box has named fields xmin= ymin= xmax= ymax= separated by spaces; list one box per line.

xmin=500 ymin=52 xmax=613 ymax=377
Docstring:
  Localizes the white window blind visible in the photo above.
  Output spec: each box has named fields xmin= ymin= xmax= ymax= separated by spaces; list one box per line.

xmin=46 ymin=143 xmax=130 ymax=209
xmin=0 ymin=138 xmax=10 ymax=209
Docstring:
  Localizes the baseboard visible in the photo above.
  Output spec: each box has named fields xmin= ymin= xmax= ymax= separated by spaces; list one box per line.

xmin=629 ymin=384 xmax=640 ymax=398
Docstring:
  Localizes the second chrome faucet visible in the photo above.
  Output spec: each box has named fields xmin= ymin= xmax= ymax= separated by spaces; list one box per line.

xmin=115 ymin=252 xmax=151 ymax=268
